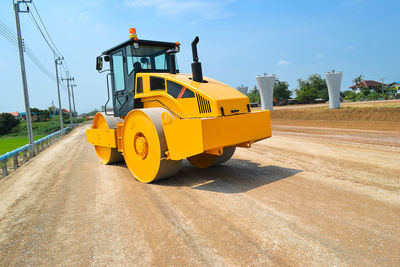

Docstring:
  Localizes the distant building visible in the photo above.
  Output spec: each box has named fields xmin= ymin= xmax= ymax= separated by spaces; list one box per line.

xmin=9 ymin=112 xmax=20 ymax=118
xmin=388 ymin=82 xmax=400 ymax=94
xmin=53 ymin=108 xmax=70 ymax=115
xmin=349 ymin=80 xmax=387 ymax=93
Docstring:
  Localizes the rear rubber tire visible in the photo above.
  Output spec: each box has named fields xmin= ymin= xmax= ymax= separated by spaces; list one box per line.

xmin=92 ymin=112 xmax=123 ymax=164
xmin=187 ymin=146 xmax=236 ymax=168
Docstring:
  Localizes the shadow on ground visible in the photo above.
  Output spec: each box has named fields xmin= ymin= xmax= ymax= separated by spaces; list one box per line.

xmin=155 ymin=159 xmax=302 ymax=194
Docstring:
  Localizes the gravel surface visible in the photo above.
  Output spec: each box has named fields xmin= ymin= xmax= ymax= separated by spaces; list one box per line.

xmin=0 ymin=123 xmax=399 ymax=266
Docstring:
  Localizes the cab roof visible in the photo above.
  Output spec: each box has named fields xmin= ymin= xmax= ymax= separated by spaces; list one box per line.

xmin=102 ymin=39 xmax=177 ymax=56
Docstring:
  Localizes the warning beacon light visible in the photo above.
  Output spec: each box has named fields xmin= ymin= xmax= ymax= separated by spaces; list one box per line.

xmin=129 ymin=28 xmax=138 ymax=41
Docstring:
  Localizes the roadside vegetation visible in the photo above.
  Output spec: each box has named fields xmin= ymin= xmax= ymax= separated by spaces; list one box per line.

xmin=0 ymin=107 xmax=87 ymax=155
xmin=294 ymin=74 xmax=328 ymax=104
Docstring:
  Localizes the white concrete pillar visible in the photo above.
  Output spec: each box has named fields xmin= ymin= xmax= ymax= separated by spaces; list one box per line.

xmin=256 ymin=73 xmax=276 ymax=110
xmin=236 ymin=85 xmax=248 ymax=95
xmin=325 ymin=70 xmax=343 ymax=109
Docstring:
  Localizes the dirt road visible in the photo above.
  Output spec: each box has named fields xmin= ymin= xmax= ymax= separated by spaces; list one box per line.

xmin=0 ymin=123 xmax=399 ymax=266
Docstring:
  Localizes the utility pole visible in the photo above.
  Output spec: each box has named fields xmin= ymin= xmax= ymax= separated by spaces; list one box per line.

xmin=62 ymin=73 xmax=74 ymax=126
xmin=52 ymin=100 xmax=55 ymax=124
xmin=14 ymin=0 xmax=34 ymax=157
xmin=71 ymin=84 xmax=77 ymax=125
xmin=54 ymin=56 xmax=64 ymax=133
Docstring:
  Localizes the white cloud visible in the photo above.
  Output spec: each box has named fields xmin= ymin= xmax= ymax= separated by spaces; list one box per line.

xmin=123 ymin=0 xmax=234 ymax=20
xmin=278 ymin=60 xmax=292 ymax=66
xmin=345 ymin=45 xmax=357 ymax=50
xmin=315 ymin=53 xmax=324 ymax=59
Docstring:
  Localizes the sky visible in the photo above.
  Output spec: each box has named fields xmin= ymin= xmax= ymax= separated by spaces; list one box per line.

xmin=0 ymin=0 xmax=399 ymax=113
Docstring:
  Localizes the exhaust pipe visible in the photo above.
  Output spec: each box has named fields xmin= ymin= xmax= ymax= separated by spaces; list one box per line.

xmin=191 ymin=36 xmax=203 ymax=83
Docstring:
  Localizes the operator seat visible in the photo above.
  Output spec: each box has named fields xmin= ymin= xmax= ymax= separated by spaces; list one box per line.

xmin=133 ymin=62 xmax=142 ymax=71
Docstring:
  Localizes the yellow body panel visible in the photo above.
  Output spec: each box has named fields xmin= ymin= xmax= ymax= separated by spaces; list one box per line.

xmin=86 ymin=128 xmax=117 ymax=148
xmin=202 ymin=110 xmax=271 ymax=150
xmin=135 ymin=73 xmax=249 ymax=118
xmin=161 ymin=113 xmax=204 ymax=160
xmin=161 ymin=110 xmax=271 ymax=160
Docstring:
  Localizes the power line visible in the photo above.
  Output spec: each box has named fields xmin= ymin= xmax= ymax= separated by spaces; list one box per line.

xmin=0 ymin=28 xmax=49 ymax=79
xmin=26 ymin=48 xmax=54 ymax=80
xmin=0 ymin=18 xmax=17 ymax=37
xmin=29 ymin=1 xmax=71 ymax=74
xmin=31 ymin=1 xmax=62 ymax=57
xmin=0 ymin=20 xmax=18 ymax=45
xmin=1 ymin=3 xmax=72 ymax=94
xmin=0 ymin=21 xmax=68 ymax=93
xmin=0 ymin=26 xmax=16 ymax=43
xmin=27 ymin=1 xmax=73 ymax=79
xmin=27 ymin=6 xmax=55 ymax=53
xmin=57 ymin=63 xmax=69 ymax=92
xmin=0 ymin=27 xmax=18 ymax=46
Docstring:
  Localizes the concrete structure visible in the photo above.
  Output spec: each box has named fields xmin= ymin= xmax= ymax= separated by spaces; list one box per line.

xmin=325 ymin=70 xmax=342 ymax=109
xmin=256 ymin=73 xmax=275 ymax=110
xmin=236 ymin=85 xmax=248 ymax=95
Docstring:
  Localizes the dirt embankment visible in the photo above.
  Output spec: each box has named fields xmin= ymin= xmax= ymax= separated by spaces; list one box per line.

xmin=271 ymin=107 xmax=400 ymax=122
xmin=270 ymin=107 xmax=400 ymax=131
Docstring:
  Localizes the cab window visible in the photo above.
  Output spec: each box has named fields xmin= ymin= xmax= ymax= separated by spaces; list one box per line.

xmin=150 ymin=76 xmax=165 ymax=91
xmin=126 ymin=45 xmax=178 ymax=72
xmin=136 ymin=77 xmax=143 ymax=93
xmin=126 ymin=46 xmax=134 ymax=74
xmin=111 ymin=51 xmax=125 ymax=92
xmin=167 ymin=80 xmax=194 ymax=98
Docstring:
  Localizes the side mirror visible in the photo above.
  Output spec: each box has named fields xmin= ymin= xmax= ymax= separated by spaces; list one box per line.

xmin=96 ymin=56 xmax=103 ymax=71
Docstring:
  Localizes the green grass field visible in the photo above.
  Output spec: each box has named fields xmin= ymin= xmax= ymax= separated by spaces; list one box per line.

xmin=0 ymin=135 xmax=46 ymax=155
xmin=9 ymin=120 xmax=61 ymax=137
xmin=0 ymin=120 xmax=61 ymax=155
xmin=1 ymin=117 xmax=85 ymax=156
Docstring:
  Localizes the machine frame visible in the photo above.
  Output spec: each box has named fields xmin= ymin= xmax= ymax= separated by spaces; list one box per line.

xmin=88 ymin=33 xmax=272 ymax=183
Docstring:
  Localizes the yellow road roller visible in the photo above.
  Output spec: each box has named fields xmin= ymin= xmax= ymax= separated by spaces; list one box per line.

xmin=86 ymin=29 xmax=272 ymax=183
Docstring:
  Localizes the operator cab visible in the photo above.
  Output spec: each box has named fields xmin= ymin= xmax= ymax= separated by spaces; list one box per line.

xmin=96 ymin=38 xmax=180 ymax=117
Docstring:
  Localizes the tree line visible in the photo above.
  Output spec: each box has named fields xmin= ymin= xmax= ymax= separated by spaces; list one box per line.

xmin=247 ymin=74 xmax=329 ymax=104
xmin=247 ymin=74 xmax=399 ymax=104
xmin=0 ymin=107 xmax=75 ymax=136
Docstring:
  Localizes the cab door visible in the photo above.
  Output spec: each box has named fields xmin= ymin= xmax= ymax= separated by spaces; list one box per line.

xmin=110 ymin=49 xmax=130 ymax=117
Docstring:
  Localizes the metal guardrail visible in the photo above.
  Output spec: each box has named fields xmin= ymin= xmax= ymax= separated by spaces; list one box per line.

xmin=0 ymin=126 xmax=72 ymax=177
